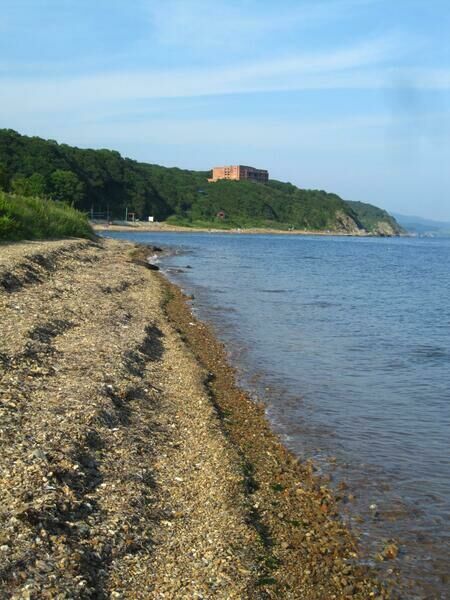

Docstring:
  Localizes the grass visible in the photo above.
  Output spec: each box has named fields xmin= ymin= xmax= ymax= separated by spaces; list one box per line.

xmin=0 ymin=192 xmax=95 ymax=241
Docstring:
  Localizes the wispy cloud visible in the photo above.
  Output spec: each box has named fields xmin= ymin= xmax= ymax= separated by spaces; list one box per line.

xmin=146 ymin=0 xmax=380 ymax=52
xmin=2 ymin=34 xmax=433 ymax=119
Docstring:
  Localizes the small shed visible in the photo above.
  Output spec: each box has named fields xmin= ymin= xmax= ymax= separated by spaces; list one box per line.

xmin=216 ymin=210 xmax=226 ymax=220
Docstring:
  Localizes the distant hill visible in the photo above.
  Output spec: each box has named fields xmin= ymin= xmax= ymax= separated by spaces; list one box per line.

xmin=0 ymin=129 xmax=400 ymax=235
xmin=393 ymin=213 xmax=450 ymax=236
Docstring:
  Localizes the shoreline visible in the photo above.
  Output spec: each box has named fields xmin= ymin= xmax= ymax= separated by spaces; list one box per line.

xmin=159 ymin=270 xmax=401 ymax=598
xmin=92 ymin=222 xmax=399 ymax=237
xmin=0 ymin=238 xmax=394 ymax=598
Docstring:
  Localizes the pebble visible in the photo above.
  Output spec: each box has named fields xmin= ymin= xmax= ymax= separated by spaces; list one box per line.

xmin=30 ymin=449 xmax=47 ymax=461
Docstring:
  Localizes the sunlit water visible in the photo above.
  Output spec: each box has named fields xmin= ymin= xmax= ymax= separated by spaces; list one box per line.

xmin=103 ymin=231 xmax=450 ymax=598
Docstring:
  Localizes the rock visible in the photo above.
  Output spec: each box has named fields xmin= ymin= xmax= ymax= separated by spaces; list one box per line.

xmin=381 ymin=542 xmax=399 ymax=560
xmin=131 ymin=258 xmax=159 ymax=270
xmin=30 ymin=449 xmax=47 ymax=461
xmin=343 ymin=584 xmax=355 ymax=595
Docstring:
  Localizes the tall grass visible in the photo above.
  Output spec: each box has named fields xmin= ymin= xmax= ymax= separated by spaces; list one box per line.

xmin=0 ymin=192 xmax=94 ymax=241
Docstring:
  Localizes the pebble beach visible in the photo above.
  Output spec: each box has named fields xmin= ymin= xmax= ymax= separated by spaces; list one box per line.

xmin=0 ymin=238 xmax=394 ymax=599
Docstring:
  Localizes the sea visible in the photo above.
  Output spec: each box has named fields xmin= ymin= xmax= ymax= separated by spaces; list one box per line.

xmin=103 ymin=231 xmax=450 ymax=599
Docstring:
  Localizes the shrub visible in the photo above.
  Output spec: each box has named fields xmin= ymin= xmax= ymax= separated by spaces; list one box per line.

xmin=0 ymin=192 xmax=95 ymax=241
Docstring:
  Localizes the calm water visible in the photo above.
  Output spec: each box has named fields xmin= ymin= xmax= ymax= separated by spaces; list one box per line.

xmin=104 ymin=231 xmax=450 ymax=598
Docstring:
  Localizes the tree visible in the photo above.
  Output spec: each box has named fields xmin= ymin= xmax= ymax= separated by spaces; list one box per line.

xmin=10 ymin=173 xmax=47 ymax=197
xmin=50 ymin=170 xmax=85 ymax=206
xmin=0 ymin=164 xmax=8 ymax=190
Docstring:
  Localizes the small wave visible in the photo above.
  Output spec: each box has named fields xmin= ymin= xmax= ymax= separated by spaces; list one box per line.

xmin=258 ymin=288 xmax=291 ymax=294
xmin=411 ymin=345 xmax=449 ymax=364
xmin=301 ymin=301 xmax=339 ymax=308
xmin=165 ymin=267 xmax=185 ymax=274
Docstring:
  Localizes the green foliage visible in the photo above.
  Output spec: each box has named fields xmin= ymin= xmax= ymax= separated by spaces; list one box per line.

xmin=0 ymin=191 xmax=94 ymax=241
xmin=0 ymin=129 xmax=399 ymax=233
xmin=0 ymin=214 xmax=17 ymax=238
xmin=169 ymin=179 xmax=362 ymax=231
xmin=11 ymin=172 xmax=47 ymax=197
xmin=50 ymin=169 xmax=85 ymax=205
xmin=0 ymin=129 xmax=210 ymax=220
xmin=0 ymin=164 xmax=8 ymax=191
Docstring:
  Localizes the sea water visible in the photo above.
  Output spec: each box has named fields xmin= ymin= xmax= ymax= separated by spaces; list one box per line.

xmin=103 ymin=231 xmax=450 ymax=598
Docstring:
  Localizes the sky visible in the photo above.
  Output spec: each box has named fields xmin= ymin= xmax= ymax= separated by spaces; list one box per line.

xmin=1 ymin=0 xmax=449 ymax=220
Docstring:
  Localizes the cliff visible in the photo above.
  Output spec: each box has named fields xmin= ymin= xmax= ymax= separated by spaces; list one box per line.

xmin=346 ymin=201 xmax=404 ymax=236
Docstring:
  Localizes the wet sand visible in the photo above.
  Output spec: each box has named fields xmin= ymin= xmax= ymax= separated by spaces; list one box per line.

xmin=0 ymin=238 xmax=394 ymax=598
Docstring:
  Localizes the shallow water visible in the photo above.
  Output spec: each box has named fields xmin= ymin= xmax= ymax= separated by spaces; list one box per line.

xmin=103 ymin=231 xmax=450 ymax=598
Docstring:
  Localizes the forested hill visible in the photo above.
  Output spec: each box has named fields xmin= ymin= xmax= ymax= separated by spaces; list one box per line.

xmin=0 ymin=129 xmax=402 ymax=234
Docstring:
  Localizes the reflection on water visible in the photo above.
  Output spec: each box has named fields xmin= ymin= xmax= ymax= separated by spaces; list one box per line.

xmin=103 ymin=231 xmax=450 ymax=598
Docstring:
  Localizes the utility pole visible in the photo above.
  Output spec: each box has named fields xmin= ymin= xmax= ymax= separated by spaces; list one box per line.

xmin=125 ymin=207 xmax=128 ymax=222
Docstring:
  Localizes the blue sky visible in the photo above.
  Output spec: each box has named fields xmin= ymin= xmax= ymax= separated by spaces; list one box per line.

xmin=1 ymin=0 xmax=449 ymax=219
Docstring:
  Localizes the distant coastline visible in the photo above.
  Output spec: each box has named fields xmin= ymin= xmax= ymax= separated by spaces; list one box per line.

xmin=92 ymin=220 xmax=406 ymax=237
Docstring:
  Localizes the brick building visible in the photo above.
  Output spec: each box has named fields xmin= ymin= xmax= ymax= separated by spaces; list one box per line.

xmin=208 ymin=165 xmax=269 ymax=183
